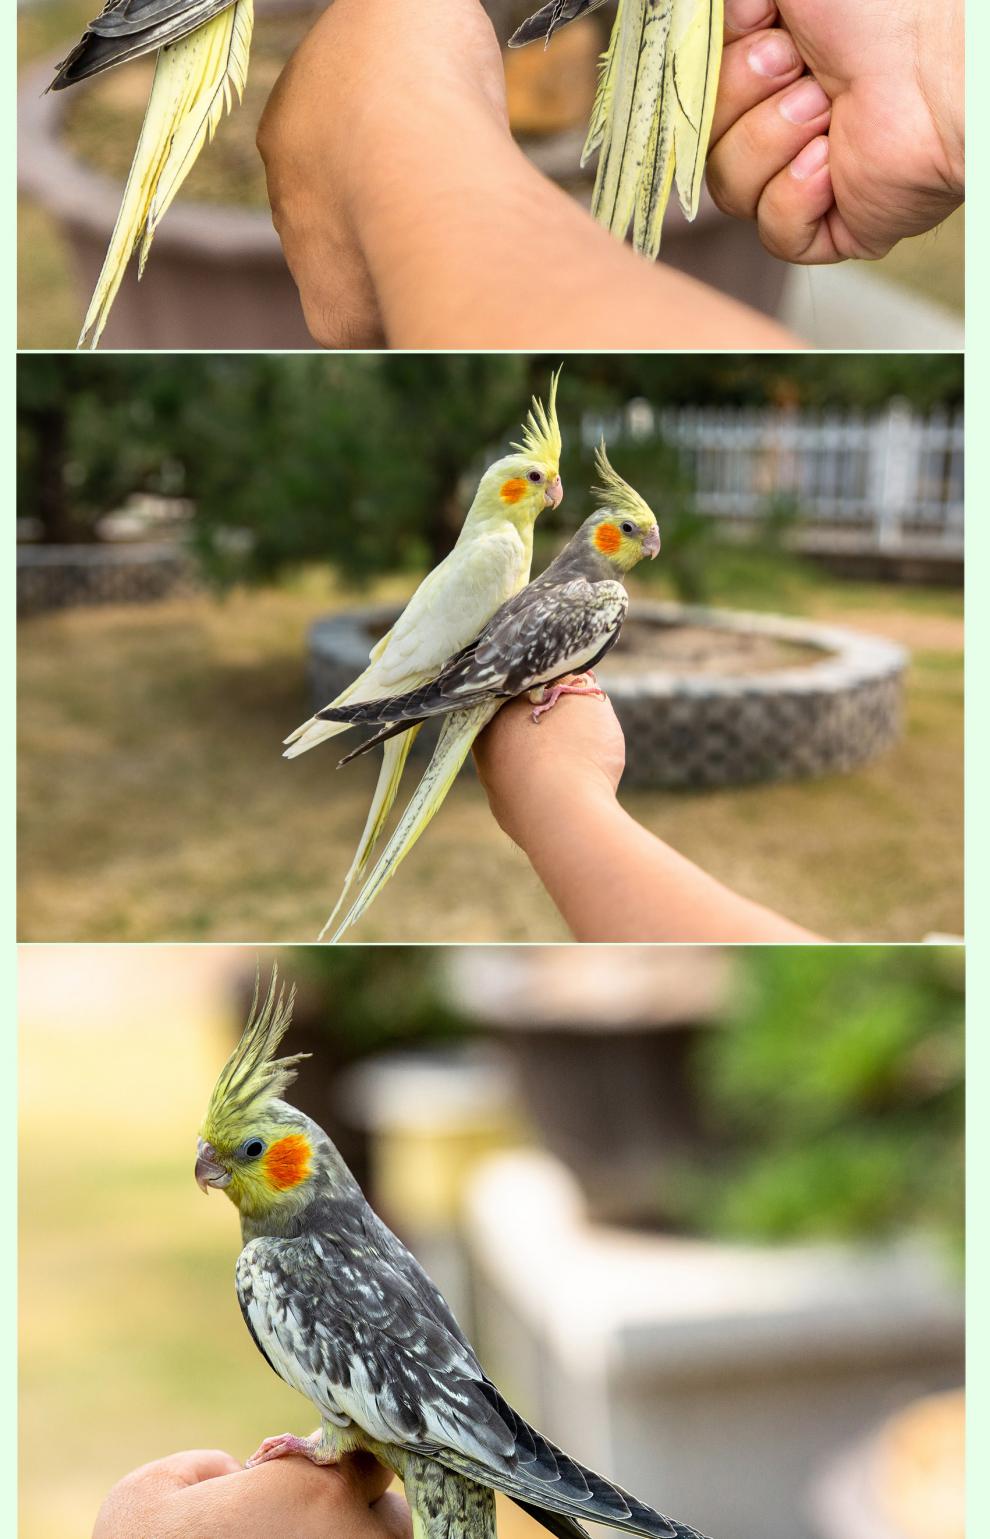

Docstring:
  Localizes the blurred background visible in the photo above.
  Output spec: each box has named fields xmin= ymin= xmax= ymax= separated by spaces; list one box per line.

xmin=17 ymin=0 xmax=964 ymax=350
xmin=17 ymin=353 xmax=964 ymax=942
xmin=19 ymin=943 xmax=964 ymax=1539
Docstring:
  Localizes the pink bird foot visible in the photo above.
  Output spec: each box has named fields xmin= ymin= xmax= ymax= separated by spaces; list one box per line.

xmin=246 ymin=1431 xmax=336 ymax=1468
xmin=529 ymin=672 xmax=606 ymax=722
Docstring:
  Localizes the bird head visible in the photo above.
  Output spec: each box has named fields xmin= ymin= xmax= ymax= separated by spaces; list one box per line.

xmin=579 ymin=441 xmax=661 ymax=573
xmin=475 ymin=369 xmax=563 ymax=527
xmin=197 ymin=968 xmax=317 ymax=1223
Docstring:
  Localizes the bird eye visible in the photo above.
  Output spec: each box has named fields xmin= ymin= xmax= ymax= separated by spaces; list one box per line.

xmin=240 ymin=1138 xmax=265 ymax=1160
xmin=621 ymin=521 xmax=635 ymax=534
xmin=527 ymin=470 xmax=543 ymax=483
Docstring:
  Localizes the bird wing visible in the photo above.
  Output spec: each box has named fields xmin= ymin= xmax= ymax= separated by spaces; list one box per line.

xmin=319 ymin=578 xmax=629 ymax=729
xmin=236 ymin=1228 xmax=708 ymax=1539
xmin=284 ymin=528 xmax=530 ymax=758
xmin=50 ymin=0 xmax=239 ymax=87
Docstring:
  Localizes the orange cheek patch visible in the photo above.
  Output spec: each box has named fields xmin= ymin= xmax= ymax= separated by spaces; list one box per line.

xmin=500 ymin=478 xmax=528 ymax=503
xmin=594 ymin=522 xmax=622 ymax=555
xmin=264 ymin=1135 xmax=312 ymax=1191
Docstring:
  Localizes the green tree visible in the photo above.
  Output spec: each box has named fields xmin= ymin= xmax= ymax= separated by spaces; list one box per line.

xmin=680 ymin=948 xmax=964 ymax=1253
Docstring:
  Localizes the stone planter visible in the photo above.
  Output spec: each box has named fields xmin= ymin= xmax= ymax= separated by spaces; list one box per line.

xmin=16 ymin=541 xmax=197 ymax=616
xmin=19 ymin=4 xmax=787 ymax=349
xmin=305 ymin=601 xmax=908 ymax=788
xmin=463 ymin=1151 xmax=964 ymax=1539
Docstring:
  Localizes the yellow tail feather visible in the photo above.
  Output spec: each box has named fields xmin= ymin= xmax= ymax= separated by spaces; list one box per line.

xmin=318 ymin=726 xmax=422 ymax=941
xmin=326 ymin=703 xmax=499 ymax=943
xmin=79 ymin=0 xmax=254 ymax=350
xmin=587 ymin=0 xmax=722 ymax=259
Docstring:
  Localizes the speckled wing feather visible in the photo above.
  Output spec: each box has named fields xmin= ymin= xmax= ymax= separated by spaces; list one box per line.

xmin=323 ymin=577 xmax=629 ymax=738
xmin=236 ymin=1208 xmax=710 ymax=1539
xmin=50 ymin=0 xmax=239 ymax=87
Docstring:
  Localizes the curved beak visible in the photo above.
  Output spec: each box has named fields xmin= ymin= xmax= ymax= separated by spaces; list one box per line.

xmin=643 ymin=525 xmax=661 ymax=559
xmin=195 ymin=1137 xmax=231 ymax=1193
xmin=544 ymin=474 xmax=563 ymax=510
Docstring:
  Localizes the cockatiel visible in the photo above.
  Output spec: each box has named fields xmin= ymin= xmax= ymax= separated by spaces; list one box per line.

xmin=319 ymin=443 xmax=658 ymax=940
xmin=196 ymin=968 xmax=713 ymax=1539
xmin=323 ymin=442 xmax=659 ymax=746
xmin=510 ymin=0 xmax=723 ymax=259
xmin=321 ymin=440 xmax=658 ymax=744
xmin=284 ymin=374 xmax=563 ymax=942
xmin=49 ymin=0 xmax=255 ymax=349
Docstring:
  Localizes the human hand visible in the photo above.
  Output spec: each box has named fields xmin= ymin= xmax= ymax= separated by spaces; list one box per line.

xmin=92 ymin=1447 xmax=411 ymax=1539
xmin=473 ymin=693 xmax=625 ymax=851
xmin=257 ymin=0 xmax=508 ymax=347
xmin=707 ymin=0 xmax=964 ymax=262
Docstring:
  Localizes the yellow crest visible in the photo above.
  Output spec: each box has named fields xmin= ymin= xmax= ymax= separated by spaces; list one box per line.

xmin=202 ymin=965 xmax=308 ymax=1148
xmin=592 ymin=438 xmax=656 ymax=523
xmin=512 ymin=366 xmax=563 ymax=472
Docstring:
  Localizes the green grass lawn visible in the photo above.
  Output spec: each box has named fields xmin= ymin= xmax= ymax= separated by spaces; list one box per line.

xmin=17 ymin=563 xmax=963 ymax=943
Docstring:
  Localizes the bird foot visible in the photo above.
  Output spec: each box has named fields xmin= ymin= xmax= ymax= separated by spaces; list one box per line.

xmin=529 ymin=672 xmax=606 ymax=722
xmin=246 ymin=1431 xmax=337 ymax=1468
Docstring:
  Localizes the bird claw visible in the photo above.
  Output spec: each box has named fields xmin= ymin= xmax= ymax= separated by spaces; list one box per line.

xmin=529 ymin=672 xmax=606 ymax=722
xmin=246 ymin=1431 xmax=335 ymax=1468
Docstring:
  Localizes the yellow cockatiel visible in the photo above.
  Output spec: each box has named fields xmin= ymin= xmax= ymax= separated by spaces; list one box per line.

xmin=50 ymin=0 xmax=254 ymax=349
xmin=283 ymin=372 xmax=563 ymax=942
xmin=511 ymin=0 xmax=723 ymax=259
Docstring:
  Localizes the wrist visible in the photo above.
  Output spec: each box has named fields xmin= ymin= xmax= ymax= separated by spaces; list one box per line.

xmin=509 ymin=759 xmax=619 ymax=856
xmin=914 ymin=2 xmax=965 ymax=197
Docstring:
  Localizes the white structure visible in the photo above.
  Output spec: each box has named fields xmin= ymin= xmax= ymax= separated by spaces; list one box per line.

xmin=582 ymin=402 xmax=964 ymax=557
xmin=463 ymin=1151 xmax=963 ymax=1539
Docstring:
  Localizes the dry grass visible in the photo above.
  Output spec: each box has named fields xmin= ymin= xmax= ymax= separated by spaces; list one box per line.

xmin=18 ymin=948 xmax=541 ymax=1539
xmin=17 ymin=572 xmax=963 ymax=943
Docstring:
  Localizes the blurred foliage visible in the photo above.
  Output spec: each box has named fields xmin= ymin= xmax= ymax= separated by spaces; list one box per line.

xmin=272 ymin=946 xmax=469 ymax=1057
xmin=681 ymin=948 xmax=964 ymax=1253
xmin=18 ymin=354 xmax=963 ymax=592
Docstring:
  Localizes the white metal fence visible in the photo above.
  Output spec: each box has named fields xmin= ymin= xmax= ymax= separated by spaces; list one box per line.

xmin=581 ymin=401 xmax=964 ymax=555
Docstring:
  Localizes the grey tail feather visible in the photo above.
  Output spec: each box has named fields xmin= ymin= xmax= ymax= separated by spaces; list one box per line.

xmin=338 ymin=719 xmax=425 ymax=767
xmin=511 ymin=1502 xmax=592 ymax=1539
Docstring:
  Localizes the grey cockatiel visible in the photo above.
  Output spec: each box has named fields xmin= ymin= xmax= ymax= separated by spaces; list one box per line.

xmin=321 ymin=441 xmax=660 ymax=754
xmin=196 ymin=970 xmax=711 ymax=1539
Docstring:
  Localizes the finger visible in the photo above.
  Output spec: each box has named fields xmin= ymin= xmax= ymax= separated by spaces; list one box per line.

xmin=723 ymin=0 xmax=779 ymax=44
xmin=710 ymin=28 xmax=806 ymax=146
xmin=708 ymin=75 xmax=832 ymax=220
xmin=371 ymin=1491 xmax=414 ymax=1539
xmin=156 ymin=1450 xmax=245 ymax=1488
xmin=755 ymin=136 xmax=843 ymax=263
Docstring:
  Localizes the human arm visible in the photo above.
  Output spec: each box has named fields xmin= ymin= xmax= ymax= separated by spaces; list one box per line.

xmin=708 ymin=0 xmax=965 ymax=262
xmin=256 ymin=0 xmax=798 ymax=350
xmin=473 ymin=695 xmax=821 ymax=943
xmin=92 ymin=1447 xmax=411 ymax=1539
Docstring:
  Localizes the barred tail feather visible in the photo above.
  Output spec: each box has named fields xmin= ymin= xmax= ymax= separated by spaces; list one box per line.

xmin=584 ymin=0 xmax=720 ymax=258
xmin=581 ymin=25 xmax=619 ymax=165
xmin=79 ymin=0 xmax=254 ymax=349
xmin=325 ymin=703 xmax=499 ymax=942
xmin=321 ymin=727 xmax=421 ymax=937
xmin=590 ymin=0 xmax=673 ymax=244
xmin=670 ymin=0 xmax=723 ymax=221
